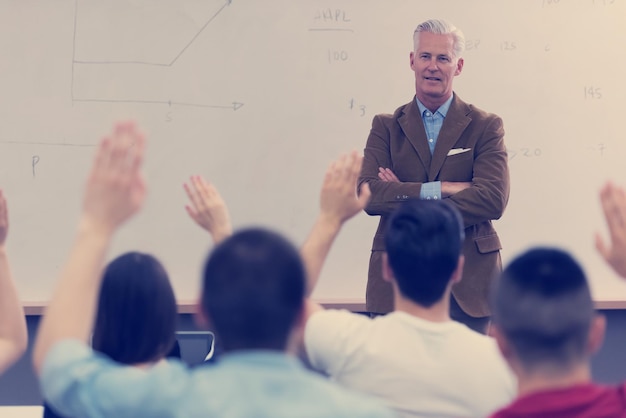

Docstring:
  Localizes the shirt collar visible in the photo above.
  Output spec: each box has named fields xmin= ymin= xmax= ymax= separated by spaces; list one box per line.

xmin=415 ymin=94 xmax=454 ymax=118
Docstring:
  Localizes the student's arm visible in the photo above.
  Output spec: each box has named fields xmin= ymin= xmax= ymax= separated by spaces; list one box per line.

xmin=33 ymin=122 xmax=146 ymax=374
xmin=183 ymin=175 xmax=232 ymax=244
xmin=300 ymin=152 xmax=371 ymax=319
xmin=596 ymin=182 xmax=626 ymax=279
xmin=0 ymin=190 xmax=27 ymax=375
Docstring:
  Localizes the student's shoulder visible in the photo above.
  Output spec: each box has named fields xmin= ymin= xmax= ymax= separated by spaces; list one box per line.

xmin=307 ymin=309 xmax=373 ymax=334
xmin=305 ymin=370 xmax=396 ymax=418
xmin=448 ymin=322 xmax=502 ymax=352
xmin=304 ymin=310 xmax=375 ymax=367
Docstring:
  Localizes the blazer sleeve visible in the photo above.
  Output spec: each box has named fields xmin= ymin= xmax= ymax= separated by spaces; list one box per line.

xmin=447 ymin=114 xmax=510 ymax=227
xmin=358 ymin=114 xmax=425 ymax=217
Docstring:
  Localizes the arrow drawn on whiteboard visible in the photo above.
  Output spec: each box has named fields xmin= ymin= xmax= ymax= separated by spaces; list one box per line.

xmin=72 ymin=98 xmax=244 ymax=111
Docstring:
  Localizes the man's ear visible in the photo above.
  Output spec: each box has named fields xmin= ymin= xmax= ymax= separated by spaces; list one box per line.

xmin=587 ymin=313 xmax=606 ymax=355
xmin=455 ymin=57 xmax=464 ymax=76
xmin=451 ymin=255 xmax=465 ymax=284
xmin=382 ymin=252 xmax=393 ymax=283
xmin=409 ymin=51 xmax=416 ymax=70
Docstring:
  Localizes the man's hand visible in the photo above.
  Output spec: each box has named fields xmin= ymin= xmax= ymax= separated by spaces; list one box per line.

xmin=82 ymin=122 xmax=146 ymax=235
xmin=320 ymin=152 xmax=372 ymax=227
xmin=596 ymin=182 xmax=626 ymax=279
xmin=378 ymin=170 xmax=471 ymax=199
xmin=378 ymin=167 xmax=400 ymax=183
xmin=184 ymin=176 xmax=232 ymax=244
xmin=442 ymin=181 xmax=472 ymax=198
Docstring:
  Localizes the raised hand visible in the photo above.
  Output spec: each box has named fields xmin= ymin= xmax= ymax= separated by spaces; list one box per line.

xmin=184 ymin=176 xmax=232 ymax=244
xmin=82 ymin=122 xmax=146 ymax=234
xmin=596 ymin=182 xmax=626 ymax=279
xmin=320 ymin=151 xmax=372 ymax=226
xmin=33 ymin=121 xmax=147 ymax=374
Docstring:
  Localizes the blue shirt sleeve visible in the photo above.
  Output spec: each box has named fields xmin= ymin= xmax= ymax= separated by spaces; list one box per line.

xmin=41 ymin=340 xmax=187 ymax=418
xmin=419 ymin=181 xmax=442 ymax=200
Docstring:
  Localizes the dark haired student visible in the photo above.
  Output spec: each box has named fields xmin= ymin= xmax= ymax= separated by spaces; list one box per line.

xmin=186 ymin=151 xmax=516 ymax=417
xmin=489 ymin=182 xmax=626 ymax=418
xmin=302 ymin=191 xmax=515 ymax=417
xmin=43 ymin=252 xmax=181 ymax=418
xmin=33 ymin=123 xmax=394 ymax=418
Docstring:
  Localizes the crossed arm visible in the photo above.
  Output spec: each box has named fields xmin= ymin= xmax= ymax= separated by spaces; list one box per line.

xmin=377 ymin=167 xmax=471 ymax=198
xmin=0 ymin=191 xmax=27 ymax=375
xmin=361 ymin=114 xmax=509 ymax=227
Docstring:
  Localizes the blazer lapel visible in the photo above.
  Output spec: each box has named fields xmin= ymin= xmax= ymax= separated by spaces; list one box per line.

xmin=428 ymin=95 xmax=471 ymax=180
xmin=398 ymin=99 xmax=432 ymax=170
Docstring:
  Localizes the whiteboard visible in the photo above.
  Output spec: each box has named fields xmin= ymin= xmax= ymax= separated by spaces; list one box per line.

xmin=1 ymin=0 xmax=625 ymax=305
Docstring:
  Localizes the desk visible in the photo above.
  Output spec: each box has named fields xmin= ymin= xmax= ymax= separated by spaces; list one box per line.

xmin=21 ymin=299 xmax=626 ymax=315
xmin=0 ymin=406 xmax=43 ymax=417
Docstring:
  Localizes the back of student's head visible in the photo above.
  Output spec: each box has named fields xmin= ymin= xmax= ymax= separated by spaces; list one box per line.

xmin=492 ymin=248 xmax=594 ymax=372
xmin=201 ymin=228 xmax=305 ymax=352
xmin=385 ymin=199 xmax=464 ymax=307
xmin=91 ymin=252 xmax=177 ymax=365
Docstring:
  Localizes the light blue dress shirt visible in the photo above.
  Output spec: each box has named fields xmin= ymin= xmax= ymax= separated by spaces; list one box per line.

xmin=416 ymin=95 xmax=454 ymax=201
xmin=42 ymin=340 xmax=395 ymax=418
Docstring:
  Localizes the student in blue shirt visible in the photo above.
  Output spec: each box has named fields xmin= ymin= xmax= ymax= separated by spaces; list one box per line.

xmin=42 ymin=251 xmax=181 ymax=418
xmin=33 ymin=122 xmax=394 ymax=418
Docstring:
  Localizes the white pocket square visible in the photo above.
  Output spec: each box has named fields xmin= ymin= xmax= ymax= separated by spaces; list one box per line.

xmin=447 ymin=148 xmax=472 ymax=156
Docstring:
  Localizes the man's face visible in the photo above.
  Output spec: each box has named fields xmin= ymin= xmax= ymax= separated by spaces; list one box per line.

xmin=410 ymin=32 xmax=463 ymax=106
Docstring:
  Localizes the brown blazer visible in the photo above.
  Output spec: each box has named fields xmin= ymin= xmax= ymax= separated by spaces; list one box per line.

xmin=358 ymin=94 xmax=510 ymax=316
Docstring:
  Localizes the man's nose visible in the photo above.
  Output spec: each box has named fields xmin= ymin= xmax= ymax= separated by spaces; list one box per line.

xmin=427 ymin=59 xmax=439 ymax=71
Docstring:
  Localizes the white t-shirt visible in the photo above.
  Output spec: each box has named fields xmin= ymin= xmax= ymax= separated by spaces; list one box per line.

xmin=305 ymin=310 xmax=516 ymax=418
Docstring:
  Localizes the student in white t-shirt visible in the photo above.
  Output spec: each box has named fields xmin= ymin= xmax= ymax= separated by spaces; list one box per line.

xmin=299 ymin=156 xmax=516 ymax=418
xmin=168 ymin=149 xmax=515 ymax=418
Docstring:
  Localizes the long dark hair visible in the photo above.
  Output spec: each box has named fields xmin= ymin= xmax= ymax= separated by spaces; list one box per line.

xmin=91 ymin=252 xmax=178 ymax=364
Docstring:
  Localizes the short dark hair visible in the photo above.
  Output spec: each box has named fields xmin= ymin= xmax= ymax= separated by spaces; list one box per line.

xmin=92 ymin=252 xmax=177 ymax=364
xmin=385 ymin=199 xmax=464 ymax=307
xmin=201 ymin=228 xmax=305 ymax=352
xmin=492 ymin=248 xmax=593 ymax=371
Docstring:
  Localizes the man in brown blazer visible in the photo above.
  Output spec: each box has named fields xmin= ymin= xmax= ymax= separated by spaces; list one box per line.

xmin=358 ymin=19 xmax=509 ymax=331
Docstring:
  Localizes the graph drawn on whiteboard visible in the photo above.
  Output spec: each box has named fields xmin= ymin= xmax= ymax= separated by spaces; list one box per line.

xmin=71 ymin=0 xmax=243 ymax=111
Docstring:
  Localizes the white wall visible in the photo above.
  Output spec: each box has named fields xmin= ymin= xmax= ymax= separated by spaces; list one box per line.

xmin=0 ymin=0 xmax=625 ymax=303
